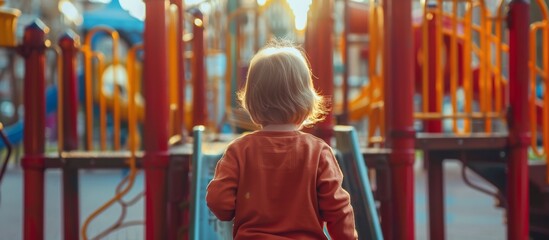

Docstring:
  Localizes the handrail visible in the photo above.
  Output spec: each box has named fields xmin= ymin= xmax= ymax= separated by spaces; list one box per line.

xmin=529 ymin=0 xmax=549 ymax=180
xmin=414 ymin=111 xmax=505 ymax=119
xmin=463 ymin=2 xmax=474 ymax=133
xmin=479 ymin=1 xmax=490 ymax=133
xmin=82 ymin=26 xmax=121 ymax=151
xmin=81 ymin=39 xmax=139 ymax=240
xmin=366 ymin=0 xmax=384 ymax=145
xmin=168 ymin=4 xmax=182 ymax=139
xmin=126 ymin=44 xmax=143 ymax=151
xmin=85 ymin=41 xmax=145 ymax=240
xmin=529 ymin=22 xmax=546 ymax=157
xmin=494 ymin=0 xmax=507 ymax=115
xmin=436 ymin=1 xmax=444 ymax=124
xmin=92 ymin=52 xmax=107 ymax=150
xmin=419 ymin=0 xmax=508 ymax=135
xmin=450 ymin=0 xmax=459 ymax=133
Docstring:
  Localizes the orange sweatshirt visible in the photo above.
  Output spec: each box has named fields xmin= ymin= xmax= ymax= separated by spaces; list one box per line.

xmin=206 ymin=130 xmax=357 ymax=240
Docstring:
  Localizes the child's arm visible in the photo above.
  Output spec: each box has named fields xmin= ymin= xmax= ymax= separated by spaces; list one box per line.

xmin=317 ymin=146 xmax=358 ymax=240
xmin=206 ymin=147 xmax=239 ymax=221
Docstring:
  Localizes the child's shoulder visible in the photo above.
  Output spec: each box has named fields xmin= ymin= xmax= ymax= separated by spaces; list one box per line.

xmin=227 ymin=131 xmax=329 ymax=146
xmin=299 ymin=131 xmax=331 ymax=147
xmin=225 ymin=131 xmax=259 ymax=146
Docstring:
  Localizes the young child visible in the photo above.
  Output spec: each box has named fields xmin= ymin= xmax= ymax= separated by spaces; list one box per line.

xmin=206 ymin=41 xmax=358 ymax=240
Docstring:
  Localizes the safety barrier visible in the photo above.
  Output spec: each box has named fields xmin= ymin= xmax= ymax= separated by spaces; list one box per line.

xmin=77 ymin=23 xmax=139 ymax=240
xmin=416 ymin=0 xmax=508 ymax=134
xmin=82 ymin=26 xmax=123 ymax=150
xmin=529 ymin=0 xmax=549 ymax=181
xmin=76 ymin=5 xmax=193 ymax=150
xmin=366 ymin=0 xmax=385 ymax=145
xmin=349 ymin=0 xmax=514 ymax=144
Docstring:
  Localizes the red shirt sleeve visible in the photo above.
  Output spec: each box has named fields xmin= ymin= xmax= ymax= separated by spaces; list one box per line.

xmin=317 ymin=146 xmax=358 ymax=240
xmin=206 ymin=147 xmax=239 ymax=221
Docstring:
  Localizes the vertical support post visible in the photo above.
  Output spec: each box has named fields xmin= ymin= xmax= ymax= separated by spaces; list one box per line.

xmin=144 ymin=0 xmax=169 ymax=239
xmin=167 ymin=4 xmax=180 ymax=138
xmin=507 ymin=1 xmax=530 ymax=239
xmin=59 ymin=31 xmax=79 ymax=150
xmin=227 ymin=0 xmax=240 ymax=109
xmin=308 ymin=0 xmax=334 ymax=143
xmin=59 ymin=30 xmax=81 ymax=240
xmin=167 ymin=159 xmax=190 ymax=240
xmin=427 ymin=152 xmax=444 ymax=240
xmin=192 ymin=9 xmax=207 ymax=127
xmin=426 ymin=5 xmax=442 ymax=133
xmin=376 ymin=169 xmax=393 ymax=240
xmin=386 ymin=0 xmax=416 ymax=239
xmin=381 ymin=0 xmax=394 ymax=237
xmin=19 ymin=20 xmax=49 ymax=240
xmin=425 ymin=7 xmax=444 ymax=238
xmin=340 ymin=0 xmax=350 ymax=125
xmin=167 ymin=5 xmax=187 ymax=237
xmin=167 ymin=3 xmax=188 ymax=236
xmin=171 ymin=0 xmax=186 ymax=136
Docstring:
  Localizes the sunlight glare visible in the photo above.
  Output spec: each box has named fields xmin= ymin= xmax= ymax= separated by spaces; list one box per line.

xmin=286 ymin=0 xmax=312 ymax=31
xmin=59 ymin=0 xmax=82 ymax=25
xmin=120 ymin=0 xmax=146 ymax=21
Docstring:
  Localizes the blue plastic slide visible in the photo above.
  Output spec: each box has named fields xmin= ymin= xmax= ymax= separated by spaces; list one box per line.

xmin=334 ymin=125 xmax=384 ymax=240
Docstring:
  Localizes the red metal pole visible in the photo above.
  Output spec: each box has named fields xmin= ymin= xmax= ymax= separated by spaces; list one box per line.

xmin=340 ymin=0 xmax=350 ymax=125
xmin=426 ymin=7 xmax=442 ymax=133
xmin=191 ymin=9 xmax=207 ymax=128
xmin=167 ymin=160 xmax=190 ymax=240
xmin=507 ymin=1 xmax=530 ymax=239
xmin=378 ymin=1 xmax=395 ymax=236
xmin=19 ymin=20 xmax=49 ymax=240
xmin=144 ymin=0 xmax=170 ymax=239
xmin=59 ymin=30 xmax=81 ymax=240
xmin=377 ymin=169 xmax=393 ymax=240
xmin=309 ymin=0 xmax=334 ymax=143
xmin=427 ymin=153 xmax=444 ymax=240
xmin=386 ymin=0 xmax=416 ymax=239
xmin=381 ymin=0 xmax=394 ymax=237
xmin=172 ymin=0 xmax=186 ymax=137
xmin=59 ymin=31 xmax=80 ymax=150
xmin=424 ymin=8 xmax=445 ymax=239
xmin=167 ymin=2 xmax=187 ymax=236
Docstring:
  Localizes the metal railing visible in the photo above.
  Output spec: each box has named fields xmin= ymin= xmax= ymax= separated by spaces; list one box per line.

xmin=529 ymin=0 xmax=549 ymax=180
xmin=415 ymin=0 xmax=508 ymax=135
xmin=82 ymin=26 xmax=123 ymax=150
xmin=366 ymin=0 xmax=385 ymax=144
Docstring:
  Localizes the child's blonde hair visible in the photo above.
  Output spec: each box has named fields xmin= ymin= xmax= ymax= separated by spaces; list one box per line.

xmin=238 ymin=40 xmax=327 ymax=127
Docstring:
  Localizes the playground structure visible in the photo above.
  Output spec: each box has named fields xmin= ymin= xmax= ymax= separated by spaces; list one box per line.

xmin=0 ymin=0 xmax=548 ymax=240
xmin=334 ymin=0 xmax=547 ymax=239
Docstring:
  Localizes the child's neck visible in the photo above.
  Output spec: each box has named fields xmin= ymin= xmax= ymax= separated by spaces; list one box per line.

xmin=261 ymin=124 xmax=300 ymax=132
